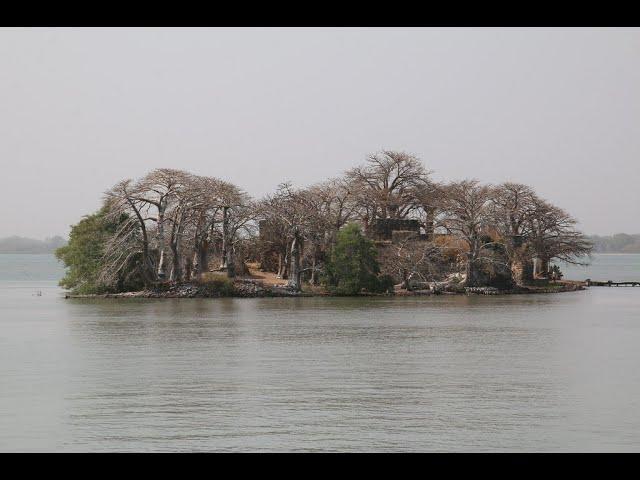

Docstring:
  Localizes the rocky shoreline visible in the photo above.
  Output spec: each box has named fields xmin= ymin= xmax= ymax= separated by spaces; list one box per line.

xmin=64 ymin=279 xmax=585 ymax=299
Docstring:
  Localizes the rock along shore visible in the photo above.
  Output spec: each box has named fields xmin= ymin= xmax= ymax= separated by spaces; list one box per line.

xmin=64 ymin=279 xmax=585 ymax=299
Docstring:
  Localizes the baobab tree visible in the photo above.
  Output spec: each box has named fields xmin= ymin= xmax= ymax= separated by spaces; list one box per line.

xmin=257 ymin=183 xmax=318 ymax=291
xmin=490 ymin=182 xmax=538 ymax=284
xmin=103 ymin=179 xmax=158 ymax=285
xmin=178 ymin=175 xmax=246 ymax=280
xmin=103 ymin=170 xmax=250 ymax=284
xmin=379 ymin=233 xmax=444 ymax=290
xmin=222 ymin=199 xmax=258 ymax=278
xmin=440 ymin=180 xmax=497 ymax=287
xmin=133 ymin=168 xmax=191 ymax=279
xmin=164 ymin=175 xmax=205 ymax=282
xmin=526 ymin=198 xmax=592 ymax=276
xmin=63 ymin=156 xmax=593 ymax=295
xmin=215 ymin=183 xmax=250 ymax=278
xmin=307 ymin=178 xmax=358 ymax=241
xmin=300 ymin=178 xmax=358 ymax=283
xmin=345 ymin=150 xmax=433 ymax=229
xmin=186 ymin=175 xmax=227 ymax=280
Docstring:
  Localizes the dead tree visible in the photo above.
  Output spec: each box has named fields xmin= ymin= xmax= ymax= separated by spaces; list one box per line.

xmin=490 ymin=183 xmax=538 ymax=284
xmin=257 ymin=183 xmax=317 ymax=291
xmin=133 ymin=169 xmax=188 ymax=280
xmin=527 ymin=198 xmax=592 ymax=275
xmin=103 ymin=179 xmax=157 ymax=286
xmin=440 ymin=180 xmax=496 ymax=287
xmin=345 ymin=150 xmax=433 ymax=228
xmin=380 ymin=233 xmax=444 ymax=290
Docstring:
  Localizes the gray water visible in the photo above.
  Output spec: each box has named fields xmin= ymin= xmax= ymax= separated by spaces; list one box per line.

xmin=1 ymin=254 xmax=640 ymax=452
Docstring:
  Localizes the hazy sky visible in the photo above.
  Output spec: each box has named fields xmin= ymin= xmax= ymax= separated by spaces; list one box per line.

xmin=1 ymin=27 xmax=639 ymax=238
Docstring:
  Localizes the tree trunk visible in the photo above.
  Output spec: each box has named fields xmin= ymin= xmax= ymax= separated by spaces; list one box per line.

xmin=127 ymin=197 xmax=155 ymax=285
xmin=169 ymin=247 xmax=180 ymax=282
xmin=276 ymin=252 xmax=284 ymax=278
xmin=402 ymin=269 xmax=412 ymax=290
xmin=184 ymin=255 xmax=193 ymax=281
xmin=512 ymin=258 xmax=534 ymax=285
xmin=141 ymin=243 xmax=155 ymax=286
xmin=220 ymin=206 xmax=229 ymax=269
xmin=169 ymin=239 xmax=181 ymax=282
xmin=157 ymin=201 xmax=167 ymax=279
xmin=139 ymin=227 xmax=154 ymax=285
xmin=465 ymin=253 xmax=483 ymax=287
xmin=363 ymin=214 xmax=370 ymax=237
xmin=288 ymin=233 xmax=302 ymax=291
xmin=310 ymin=254 xmax=317 ymax=285
xmin=190 ymin=250 xmax=199 ymax=280
xmin=197 ymin=239 xmax=209 ymax=278
xmin=226 ymin=244 xmax=236 ymax=278
xmin=169 ymin=215 xmax=184 ymax=283
xmin=278 ymin=249 xmax=289 ymax=279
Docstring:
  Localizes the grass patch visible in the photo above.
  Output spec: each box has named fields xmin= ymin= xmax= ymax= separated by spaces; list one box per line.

xmin=195 ymin=273 xmax=235 ymax=296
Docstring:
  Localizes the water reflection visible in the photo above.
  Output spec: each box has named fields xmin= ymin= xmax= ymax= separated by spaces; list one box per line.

xmin=3 ymin=283 xmax=640 ymax=451
xmin=54 ymin=295 xmax=574 ymax=451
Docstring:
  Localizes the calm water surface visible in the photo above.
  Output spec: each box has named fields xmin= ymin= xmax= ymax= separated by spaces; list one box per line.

xmin=1 ymin=254 xmax=639 ymax=452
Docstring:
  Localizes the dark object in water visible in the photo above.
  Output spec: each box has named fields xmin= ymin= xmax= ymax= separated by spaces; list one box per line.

xmin=585 ymin=279 xmax=640 ymax=287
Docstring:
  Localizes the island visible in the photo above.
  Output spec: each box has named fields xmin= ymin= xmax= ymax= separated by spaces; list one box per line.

xmin=57 ymin=150 xmax=592 ymax=298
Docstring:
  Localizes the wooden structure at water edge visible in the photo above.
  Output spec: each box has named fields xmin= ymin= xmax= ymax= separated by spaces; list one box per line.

xmin=585 ymin=279 xmax=640 ymax=287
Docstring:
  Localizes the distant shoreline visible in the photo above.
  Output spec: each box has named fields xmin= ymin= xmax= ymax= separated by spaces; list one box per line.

xmin=0 ymin=235 xmax=66 ymax=255
xmin=0 ymin=252 xmax=62 ymax=255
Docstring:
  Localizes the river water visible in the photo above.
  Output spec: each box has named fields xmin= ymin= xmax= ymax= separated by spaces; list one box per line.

xmin=1 ymin=254 xmax=639 ymax=452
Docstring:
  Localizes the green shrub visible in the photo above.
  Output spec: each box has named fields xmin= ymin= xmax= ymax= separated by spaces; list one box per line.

xmin=55 ymin=206 xmax=144 ymax=294
xmin=323 ymin=223 xmax=385 ymax=295
xmin=197 ymin=273 xmax=235 ymax=296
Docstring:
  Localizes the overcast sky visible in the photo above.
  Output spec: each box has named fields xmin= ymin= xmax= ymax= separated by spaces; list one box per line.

xmin=1 ymin=27 xmax=638 ymax=239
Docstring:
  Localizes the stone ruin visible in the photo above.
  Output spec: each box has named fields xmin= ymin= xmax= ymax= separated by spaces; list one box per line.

xmin=371 ymin=218 xmax=427 ymax=242
xmin=372 ymin=218 xmax=419 ymax=240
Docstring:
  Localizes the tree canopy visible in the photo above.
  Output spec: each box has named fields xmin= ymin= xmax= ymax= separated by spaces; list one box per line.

xmin=323 ymin=223 xmax=391 ymax=295
xmin=58 ymin=150 xmax=592 ymax=295
xmin=55 ymin=207 xmax=144 ymax=294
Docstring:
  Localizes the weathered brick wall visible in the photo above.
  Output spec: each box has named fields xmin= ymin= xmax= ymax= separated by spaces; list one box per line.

xmin=372 ymin=219 xmax=420 ymax=240
xmin=511 ymin=259 xmax=534 ymax=285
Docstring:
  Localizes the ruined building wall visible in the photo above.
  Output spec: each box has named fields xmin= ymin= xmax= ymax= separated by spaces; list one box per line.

xmin=372 ymin=219 xmax=420 ymax=241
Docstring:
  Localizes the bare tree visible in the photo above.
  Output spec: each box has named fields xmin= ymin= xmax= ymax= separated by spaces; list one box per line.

xmin=103 ymin=170 xmax=250 ymax=285
xmin=256 ymin=183 xmax=318 ymax=291
xmin=103 ymin=179 xmax=157 ymax=285
xmin=185 ymin=176 xmax=233 ymax=279
xmin=345 ymin=150 xmax=433 ymax=230
xmin=133 ymin=168 xmax=190 ymax=279
xmin=215 ymin=183 xmax=249 ymax=277
xmin=440 ymin=180 xmax=497 ymax=287
xmin=527 ymin=198 xmax=592 ymax=276
xmin=86 ymin=158 xmax=592 ymax=295
xmin=300 ymin=178 xmax=357 ymax=283
xmin=165 ymin=174 xmax=204 ymax=282
xmin=379 ymin=233 xmax=445 ymax=290
xmin=224 ymin=199 xmax=258 ymax=278
xmin=490 ymin=183 xmax=538 ymax=284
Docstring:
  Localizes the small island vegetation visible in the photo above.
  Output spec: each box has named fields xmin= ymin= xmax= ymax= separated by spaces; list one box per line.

xmin=57 ymin=151 xmax=593 ymax=298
